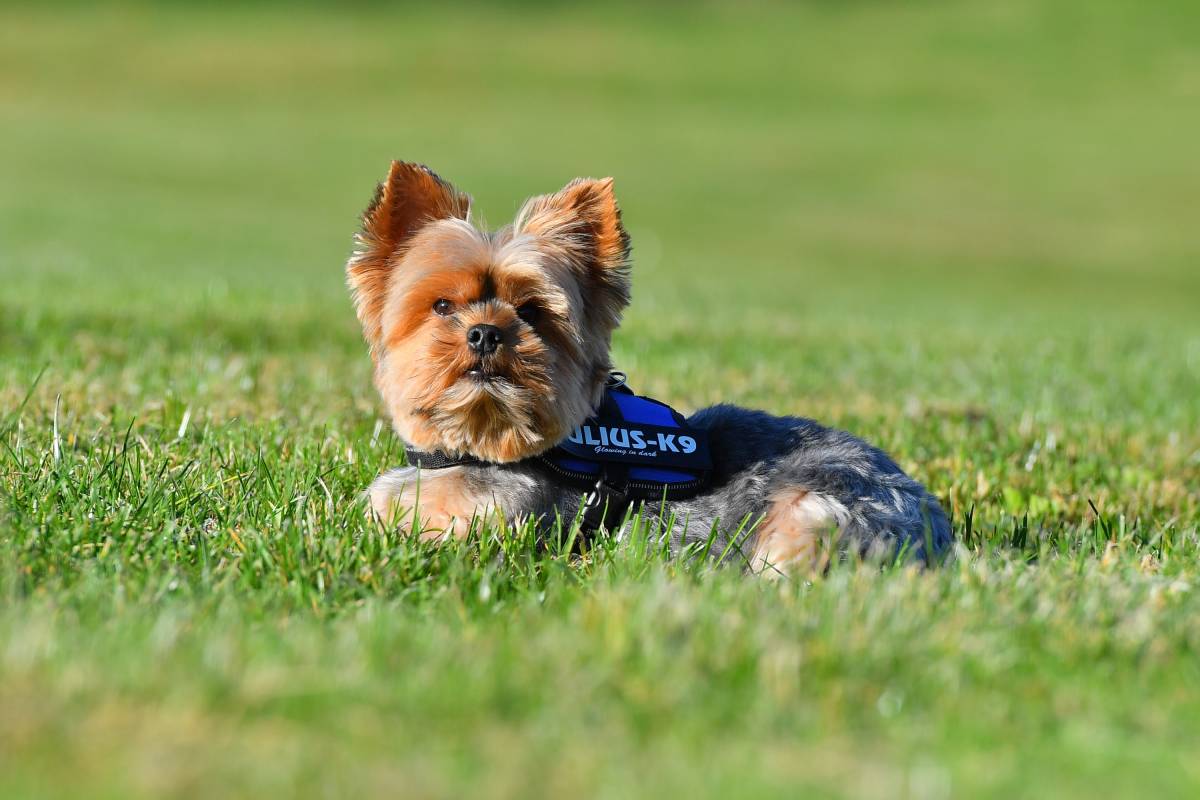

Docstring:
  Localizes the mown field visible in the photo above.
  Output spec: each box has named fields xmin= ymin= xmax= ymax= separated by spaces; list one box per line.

xmin=2 ymin=2 xmax=1198 ymax=797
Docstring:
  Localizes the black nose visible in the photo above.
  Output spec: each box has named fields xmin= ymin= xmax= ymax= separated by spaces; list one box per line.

xmin=466 ymin=323 xmax=503 ymax=355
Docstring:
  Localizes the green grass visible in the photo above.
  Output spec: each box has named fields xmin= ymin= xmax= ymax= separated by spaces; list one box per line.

xmin=2 ymin=1 xmax=1199 ymax=797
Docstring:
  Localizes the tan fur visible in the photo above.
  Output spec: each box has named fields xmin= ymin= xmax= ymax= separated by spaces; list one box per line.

xmin=368 ymin=467 xmax=500 ymax=541
xmin=348 ymin=162 xmax=472 ymax=354
xmin=346 ymin=162 xmax=632 ymax=464
xmin=750 ymin=489 xmax=848 ymax=577
xmin=513 ymin=177 xmax=631 ymax=332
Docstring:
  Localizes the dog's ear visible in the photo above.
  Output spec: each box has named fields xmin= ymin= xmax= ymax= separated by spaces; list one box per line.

xmin=347 ymin=161 xmax=471 ymax=349
xmin=514 ymin=177 xmax=631 ymax=325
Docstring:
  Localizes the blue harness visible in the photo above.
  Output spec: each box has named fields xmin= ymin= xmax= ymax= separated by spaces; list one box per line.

xmin=403 ymin=377 xmax=712 ymax=533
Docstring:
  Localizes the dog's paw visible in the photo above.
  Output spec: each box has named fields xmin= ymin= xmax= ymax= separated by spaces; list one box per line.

xmin=366 ymin=466 xmax=496 ymax=541
xmin=366 ymin=466 xmax=417 ymax=522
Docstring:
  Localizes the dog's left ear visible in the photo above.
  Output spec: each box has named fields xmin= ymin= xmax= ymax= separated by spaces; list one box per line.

xmin=515 ymin=177 xmax=632 ymax=324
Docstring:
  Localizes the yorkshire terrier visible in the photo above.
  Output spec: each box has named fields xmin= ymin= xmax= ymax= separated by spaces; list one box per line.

xmin=346 ymin=161 xmax=952 ymax=575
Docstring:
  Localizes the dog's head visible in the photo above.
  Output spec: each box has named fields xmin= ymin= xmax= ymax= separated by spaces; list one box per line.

xmin=346 ymin=161 xmax=631 ymax=462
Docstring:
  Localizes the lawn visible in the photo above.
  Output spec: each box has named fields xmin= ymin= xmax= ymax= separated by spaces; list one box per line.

xmin=2 ymin=2 xmax=1199 ymax=797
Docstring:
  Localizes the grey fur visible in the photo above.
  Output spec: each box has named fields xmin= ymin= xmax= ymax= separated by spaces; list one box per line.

xmin=381 ymin=402 xmax=953 ymax=570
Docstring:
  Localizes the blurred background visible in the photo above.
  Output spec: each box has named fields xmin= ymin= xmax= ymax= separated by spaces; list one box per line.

xmin=4 ymin=1 xmax=1198 ymax=310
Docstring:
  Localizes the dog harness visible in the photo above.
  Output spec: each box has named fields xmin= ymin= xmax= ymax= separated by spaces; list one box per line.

xmin=403 ymin=374 xmax=713 ymax=534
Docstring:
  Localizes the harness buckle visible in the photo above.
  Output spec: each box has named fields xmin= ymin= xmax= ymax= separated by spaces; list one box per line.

xmin=605 ymin=371 xmax=627 ymax=390
xmin=579 ymin=471 xmax=630 ymax=534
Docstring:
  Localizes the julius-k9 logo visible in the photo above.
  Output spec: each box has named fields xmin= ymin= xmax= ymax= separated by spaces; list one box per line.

xmin=560 ymin=420 xmax=711 ymax=470
xmin=567 ymin=424 xmax=698 ymax=454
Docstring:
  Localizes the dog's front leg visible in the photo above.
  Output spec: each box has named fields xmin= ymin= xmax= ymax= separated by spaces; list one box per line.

xmin=367 ymin=466 xmax=498 ymax=540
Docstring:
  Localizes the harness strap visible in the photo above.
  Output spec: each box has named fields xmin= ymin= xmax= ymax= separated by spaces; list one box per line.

xmin=398 ymin=377 xmax=710 ymax=538
xmin=401 ymin=446 xmax=641 ymax=535
xmin=403 ymin=447 xmax=484 ymax=469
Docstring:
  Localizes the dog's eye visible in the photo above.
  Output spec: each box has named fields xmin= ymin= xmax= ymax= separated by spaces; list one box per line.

xmin=516 ymin=302 xmax=540 ymax=325
xmin=432 ymin=298 xmax=454 ymax=316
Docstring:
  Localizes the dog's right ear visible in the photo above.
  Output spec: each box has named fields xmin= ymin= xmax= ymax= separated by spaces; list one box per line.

xmin=347 ymin=161 xmax=471 ymax=350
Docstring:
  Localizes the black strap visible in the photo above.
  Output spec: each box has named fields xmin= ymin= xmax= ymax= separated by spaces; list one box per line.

xmin=403 ymin=446 xmax=482 ymax=469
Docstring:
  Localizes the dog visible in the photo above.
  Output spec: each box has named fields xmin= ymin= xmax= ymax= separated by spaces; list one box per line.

xmin=346 ymin=161 xmax=952 ymax=575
